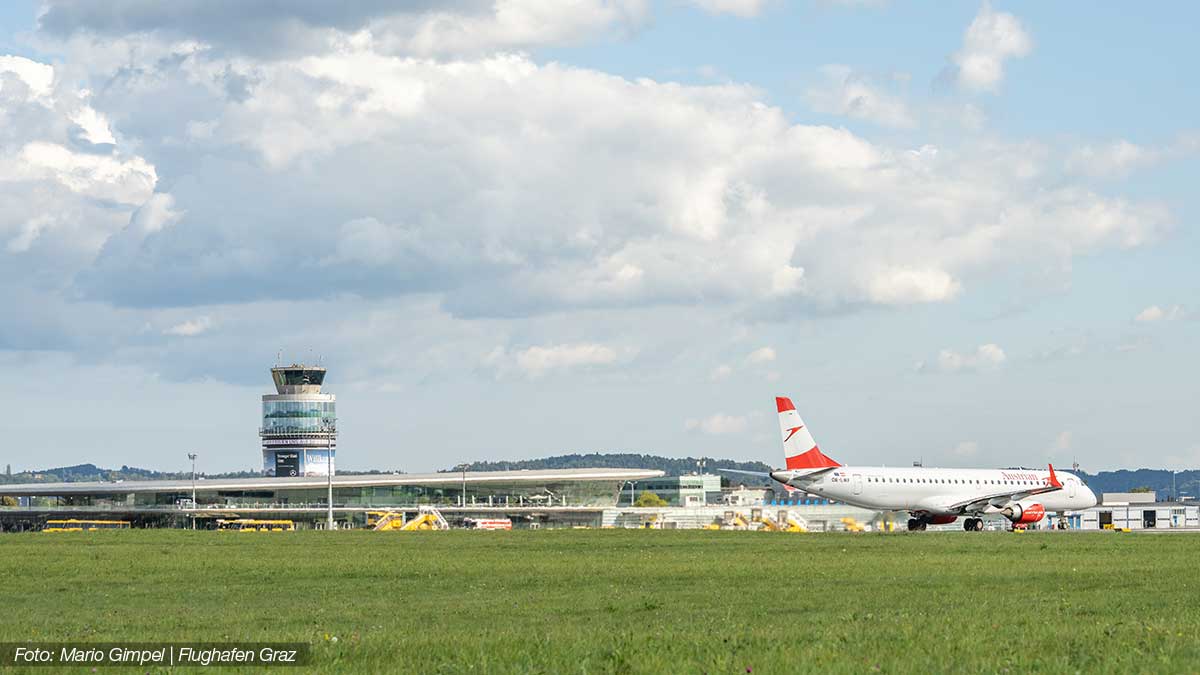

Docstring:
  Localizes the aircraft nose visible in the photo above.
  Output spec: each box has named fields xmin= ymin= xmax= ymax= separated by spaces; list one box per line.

xmin=1085 ymin=486 xmax=1098 ymax=508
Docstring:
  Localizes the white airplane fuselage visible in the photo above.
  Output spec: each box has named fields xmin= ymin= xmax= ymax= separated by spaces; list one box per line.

xmin=772 ymin=466 xmax=1097 ymax=516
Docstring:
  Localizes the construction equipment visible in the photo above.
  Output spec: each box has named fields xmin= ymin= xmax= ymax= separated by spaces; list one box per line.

xmin=367 ymin=511 xmax=406 ymax=531
xmin=781 ymin=517 xmax=806 ymax=532
xmin=755 ymin=516 xmax=807 ymax=532
xmin=840 ymin=517 xmax=865 ymax=532
xmin=399 ymin=507 xmax=449 ymax=531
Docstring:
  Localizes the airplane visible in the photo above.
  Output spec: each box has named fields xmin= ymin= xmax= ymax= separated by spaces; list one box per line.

xmin=723 ymin=396 xmax=1098 ymax=531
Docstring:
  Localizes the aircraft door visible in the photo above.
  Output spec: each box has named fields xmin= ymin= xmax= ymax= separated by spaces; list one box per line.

xmin=852 ymin=474 xmax=862 ymax=495
xmin=1068 ymin=479 xmax=1077 ymax=498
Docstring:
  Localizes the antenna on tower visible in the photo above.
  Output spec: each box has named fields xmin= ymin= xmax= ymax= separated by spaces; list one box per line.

xmin=276 ymin=349 xmax=281 ymax=367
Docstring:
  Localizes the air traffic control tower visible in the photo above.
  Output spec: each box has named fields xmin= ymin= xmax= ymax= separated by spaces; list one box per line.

xmin=260 ymin=365 xmax=336 ymax=477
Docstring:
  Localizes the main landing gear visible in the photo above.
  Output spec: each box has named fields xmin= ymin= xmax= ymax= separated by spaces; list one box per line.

xmin=906 ymin=518 xmax=927 ymax=531
xmin=962 ymin=518 xmax=984 ymax=532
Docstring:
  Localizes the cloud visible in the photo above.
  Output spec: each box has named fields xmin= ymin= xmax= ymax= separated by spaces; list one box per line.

xmin=0 ymin=53 xmax=156 ymax=280
xmin=686 ymin=413 xmax=748 ymax=434
xmin=806 ymin=65 xmax=915 ymax=128
xmin=952 ymin=2 xmax=1032 ymax=92
xmin=1134 ymin=305 xmax=1183 ymax=323
xmin=36 ymin=0 xmax=651 ymax=58
xmin=1050 ymin=431 xmax=1071 ymax=453
xmin=54 ymin=47 xmax=1166 ymax=321
xmin=950 ymin=440 xmax=979 ymax=457
xmin=745 ymin=346 xmax=776 ymax=364
xmin=921 ymin=343 xmax=1006 ymax=374
xmin=709 ymin=364 xmax=733 ymax=381
xmin=0 ymin=55 xmax=54 ymax=98
xmin=688 ymin=0 xmax=770 ymax=17
xmin=163 ymin=316 xmax=213 ymax=337
xmin=486 ymin=343 xmax=622 ymax=378
xmin=1066 ymin=140 xmax=1158 ymax=178
xmin=1065 ymin=135 xmax=1200 ymax=179
xmin=0 ymin=14 xmax=1174 ymax=390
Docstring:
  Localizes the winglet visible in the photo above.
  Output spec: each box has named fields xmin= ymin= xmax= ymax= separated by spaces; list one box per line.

xmin=1048 ymin=463 xmax=1062 ymax=488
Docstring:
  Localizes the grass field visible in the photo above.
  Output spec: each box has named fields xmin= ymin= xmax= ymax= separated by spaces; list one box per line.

xmin=2 ymin=530 xmax=1198 ymax=673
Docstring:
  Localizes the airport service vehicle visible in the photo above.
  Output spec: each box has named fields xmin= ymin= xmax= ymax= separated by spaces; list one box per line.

xmin=43 ymin=519 xmax=131 ymax=532
xmin=724 ymin=397 xmax=1098 ymax=531
xmin=463 ymin=518 xmax=513 ymax=530
xmin=215 ymin=519 xmax=295 ymax=532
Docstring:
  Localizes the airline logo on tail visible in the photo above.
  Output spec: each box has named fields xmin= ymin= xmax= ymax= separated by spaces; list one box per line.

xmin=776 ymin=396 xmax=840 ymax=470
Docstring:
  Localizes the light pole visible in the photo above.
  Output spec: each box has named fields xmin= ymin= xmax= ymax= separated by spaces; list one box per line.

xmin=326 ymin=440 xmax=334 ymax=531
xmin=453 ymin=461 xmax=468 ymax=504
xmin=625 ymin=480 xmax=637 ymax=507
xmin=187 ymin=453 xmax=197 ymax=530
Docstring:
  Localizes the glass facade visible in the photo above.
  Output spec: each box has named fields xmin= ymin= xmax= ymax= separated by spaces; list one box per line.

xmin=261 ymin=394 xmax=336 ymax=477
xmin=262 ymin=400 xmax=336 ymax=433
xmin=130 ymin=479 xmax=623 ymax=509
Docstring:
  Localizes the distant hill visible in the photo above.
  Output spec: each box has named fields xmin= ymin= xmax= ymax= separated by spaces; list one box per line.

xmin=450 ymin=453 xmax=776 ymax=486
xmin=1076 ymin=469 xmax=1199 ymax=501
xmin=0 ymin=463 xmax=259 ymax=485
xmin=0 ymin=463 xmax=399 ymax=485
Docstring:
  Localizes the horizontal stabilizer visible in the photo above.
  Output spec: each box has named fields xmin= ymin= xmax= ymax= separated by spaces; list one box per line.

xmin=716 ymin=468 xmax=772 ymax=478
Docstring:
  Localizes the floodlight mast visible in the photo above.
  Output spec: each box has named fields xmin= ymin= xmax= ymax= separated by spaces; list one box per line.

xmin=327 ymin=438 xmax=334 ymax=531
xmin=187 ymin=453 xmax=197 ymax=530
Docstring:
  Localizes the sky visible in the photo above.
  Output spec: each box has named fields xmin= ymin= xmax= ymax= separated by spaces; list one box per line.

xmin=1 ymin=1 xmax=1196 ymax=474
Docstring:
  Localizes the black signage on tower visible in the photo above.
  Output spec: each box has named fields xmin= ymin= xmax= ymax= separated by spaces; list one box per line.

xmin=274 ymin=451 xmax=300 ymax=477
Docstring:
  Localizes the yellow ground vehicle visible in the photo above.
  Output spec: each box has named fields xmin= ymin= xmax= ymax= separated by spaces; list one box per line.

xmin=44 ymin=519 xmax=131 ymax=532
xmin=216 ymin=519 xmax=295 ymax=532
xmin=366 ymin=511 xmax=406 ymax=530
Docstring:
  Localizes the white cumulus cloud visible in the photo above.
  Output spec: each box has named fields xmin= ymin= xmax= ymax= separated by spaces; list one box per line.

xmin=1066 ymin=140 xmax=1157 ymax=178
xmin=806 ymin=65 xmax=915 ymax=128
xmin=163 ymin=316 xmax=212 ymax=337
xmin=952 ymin=2 xmax=1032 ymax=92
xmin=486 ymin=343 xmax=623 ymax=378
xmin=709 ymin=364 xmax=734 ymax=381
xmin=746 ymin=346 xmax=776 ymax=364
xmin=1134 ymin=305 xmax=1183 ymax=323
xmin=686 ymin=413 xmax=748 ymax=435
xmin=689 ymin=0 xmax=770 ymax=17
xmin=950 ymin=440 xmax=979 ymax=457
xmin=922 ymin=343 xmax=1006 ymax=374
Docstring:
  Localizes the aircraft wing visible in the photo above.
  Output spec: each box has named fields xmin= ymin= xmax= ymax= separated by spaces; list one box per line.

xmin=717 ymin=466 xmax=839 ymax=483
xmin=716 ymin=468 xmax=772 ymax=478
xmin=937 ymin=464 xmax=1064 ymax=514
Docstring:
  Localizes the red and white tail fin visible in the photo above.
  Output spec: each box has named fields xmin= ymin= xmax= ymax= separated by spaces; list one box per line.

xmin=776 ymin=396 xmax=840 ymax=470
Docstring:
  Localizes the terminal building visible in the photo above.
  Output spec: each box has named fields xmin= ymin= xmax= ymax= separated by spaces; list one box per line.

xmin=261 ymin=365 xmax=336 ymax=477
xmin=0 ymin=468 xmax=665 ymax=530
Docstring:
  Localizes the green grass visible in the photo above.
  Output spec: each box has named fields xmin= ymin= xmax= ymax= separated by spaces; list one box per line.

xmin=2 ymin=530 xmax=1198 ymax=673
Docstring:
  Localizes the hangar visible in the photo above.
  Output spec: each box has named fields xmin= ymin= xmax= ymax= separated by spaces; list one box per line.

xmin=1067 ymin=492 xmax=1200 ymax=530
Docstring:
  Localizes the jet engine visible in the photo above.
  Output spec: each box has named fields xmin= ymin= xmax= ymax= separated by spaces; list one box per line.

xmin=1001 ymin=503 xmax=1045 ymax=524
